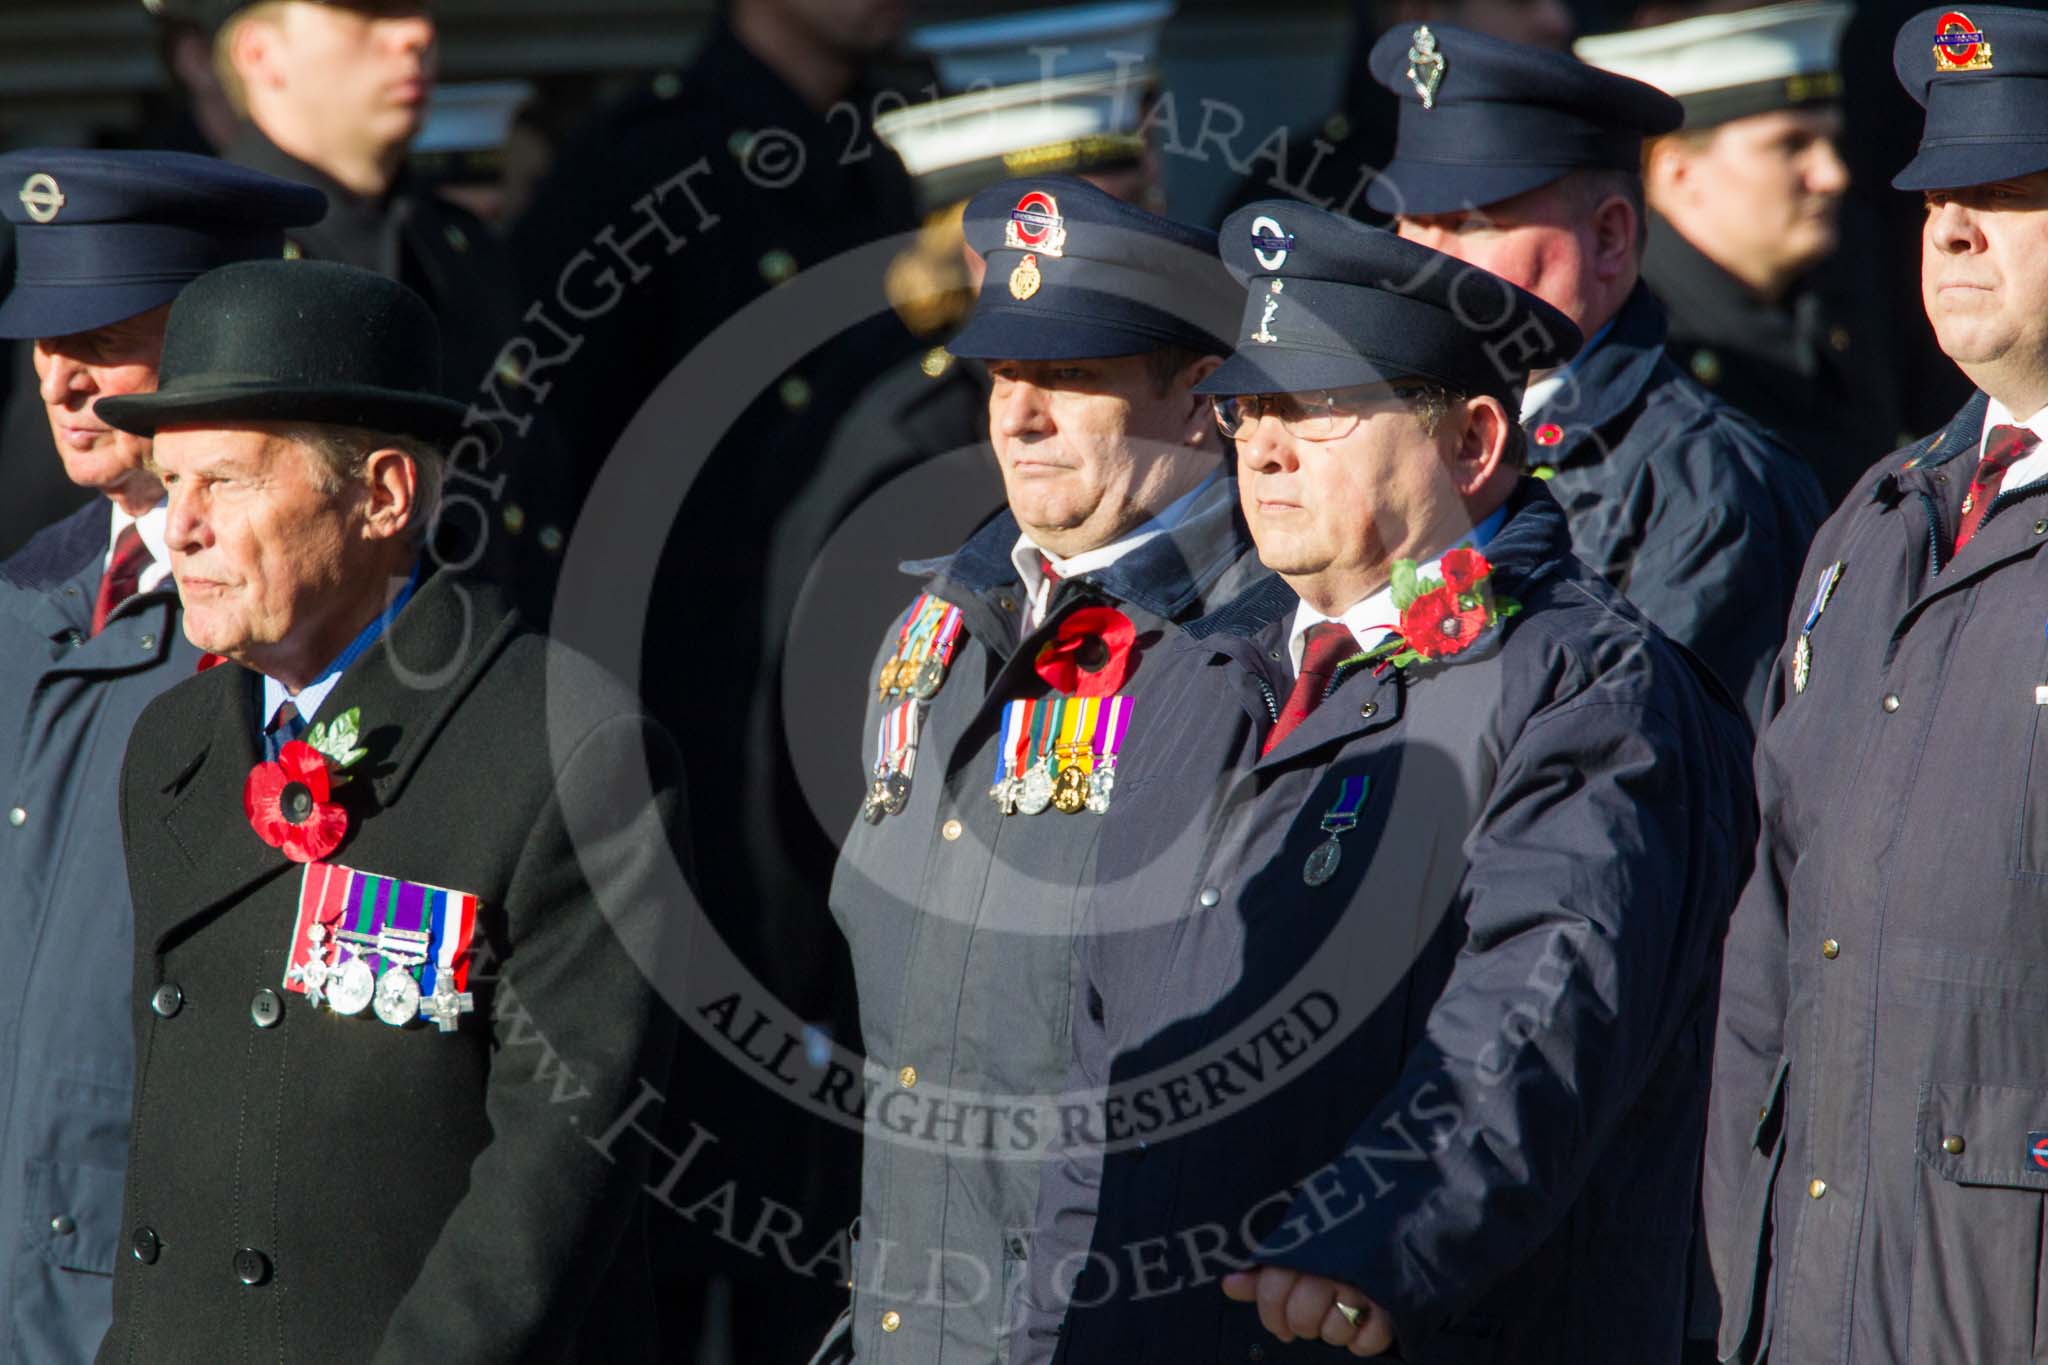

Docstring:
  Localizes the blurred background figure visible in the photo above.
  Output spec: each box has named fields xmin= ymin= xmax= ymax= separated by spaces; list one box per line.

xmin=1217 ymin=0 xmax=1578 ymax=225
xmin=1580 ymin=0 xmax=1905 ymax=505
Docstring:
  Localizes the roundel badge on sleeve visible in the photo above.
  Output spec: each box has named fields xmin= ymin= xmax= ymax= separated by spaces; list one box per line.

xmin=1251 ymin=215 xmax=1294 ymax=272
xmin=1933 ymin=11 xmax=1993 ymax=71
xmin=1005 ymin=191 xmax=1067 ymax=259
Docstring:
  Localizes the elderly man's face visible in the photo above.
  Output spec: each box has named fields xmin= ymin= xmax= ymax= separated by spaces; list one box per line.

xmin=1234 ymin=385 xmax=1485 ymax=610
xmin=154 ymin=424 xmax=373 ymax=673
xmin=1922 ymin=172 xmax=2048 ymax=407
xmin=985 ymin=352 xmax=1218 ymax=559
xmin=33 ymin=304 xmax=171 ymax=512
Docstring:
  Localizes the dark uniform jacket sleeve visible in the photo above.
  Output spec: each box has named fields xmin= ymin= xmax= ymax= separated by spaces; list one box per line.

xmin=1261 ymin=643 xmax=1747 ymax=1327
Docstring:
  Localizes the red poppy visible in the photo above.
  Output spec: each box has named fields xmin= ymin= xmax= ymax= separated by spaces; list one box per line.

xmin=1035 ymin=605 xmax=1137 ymax=696
xmin=1438 ymin=547 xmax=1489 ymax=595
xmin=243 ymin=740 xmax=349 ymax=863
xmin=1400 ymin=585 xmax=1490 ymax=660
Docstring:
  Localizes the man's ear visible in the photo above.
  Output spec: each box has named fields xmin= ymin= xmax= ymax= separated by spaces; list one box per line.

xmin=1180 ymin=354 xmax=1225 ymax=448
xmin=227 ymin=13 xmax=284 ymax=97
xmin=360 ymin=447 xmax=419 ymax=542
xmin=1451 ymin=395 xmax=1514 ymax=498
xmin=1590 ymin=192 xmax=1637 ymax=285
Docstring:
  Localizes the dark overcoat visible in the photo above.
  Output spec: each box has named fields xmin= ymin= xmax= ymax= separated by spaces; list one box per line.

xmin=1019 ymin=484 xmax=1756 ymax=1364
xmin=0 ymin=504 xmax=198 ymax=1363
xmin=97 ymin=570 xmax=681 ymax=1364
xmin=1705 ymin=392 xmax=2048 ymax=1365
xmin=831 ymin=473 xmax=1261 ymax=1363
xmin=1534 ymin=284 xmax=1827 ymax=721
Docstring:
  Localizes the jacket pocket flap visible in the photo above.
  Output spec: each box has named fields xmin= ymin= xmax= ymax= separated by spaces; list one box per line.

xmin=24 ymin=1158 xmax=123 ymax=1275
xmin=1916 ymin=1081 xmax=2048 ymax=1190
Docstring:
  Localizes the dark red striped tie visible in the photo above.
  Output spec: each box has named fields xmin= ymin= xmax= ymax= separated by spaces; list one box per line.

xmin=1955 ymin=425 xmax=2040 ymax=551
xmin=1263 ymin=621 xmax=1360 ymax=756
xmin=91 ymin=524 xmax=150 ymax=636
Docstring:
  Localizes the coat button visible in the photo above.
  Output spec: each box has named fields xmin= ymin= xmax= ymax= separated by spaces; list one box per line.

xmin=999 ymin=596 xmax=1016 ymax=612
xmin=50 ymin=1214 xmax=75 ymax=1236
xmin=6 ymin=807 xmax=23 ymax=827
xmin=250 ymin=989 xmax=283 ymax=1029
xmin=898 ymin=1065 xmax=918 ymax=1089
xmin=1248 ymin=1347 xmax=1266 ymax=1362
xmin=1359 ymin=701 xmax=1378 ymax=719
xmin=1198 ymin=887 xmax=1221 ymax=908
xmin=2035 ymin=520 xmax=2047 ymax=535
xmin=139 ymin=633 xmax=156 ymax=651
xmin=881 ymin=1310 xmax=902 ymax=1333
xmin=131 ymin=1227 xmax=160 ymax=1264
xmin=233 ymin=1247 xmax=270 ymax=1286
xmin=1821 ymin=939 xmax=1840 ymax=960
xmin=1808 ymin=1178 xmax=1827 ymax=1199
xmin=941 ymin=819 xmax=963 ymax=842
xmin=1881 ymin=693 xmax=1901 ymax=713
xmin=151 ymin=983 xmax=183 ymax=1018
xmin=1943 ymin=1135 xmax=1966 ymax=1155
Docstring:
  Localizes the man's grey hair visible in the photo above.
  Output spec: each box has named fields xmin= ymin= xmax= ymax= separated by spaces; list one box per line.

xmin=1407 ymin=383 xmax=1529 ymax=470
xmin=283 ymin=424 xmax=446 ymax=540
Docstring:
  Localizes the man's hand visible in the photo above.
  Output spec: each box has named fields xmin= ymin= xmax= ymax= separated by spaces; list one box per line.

xmin=1222 ymin=1266 xmax=1395 ymax=1356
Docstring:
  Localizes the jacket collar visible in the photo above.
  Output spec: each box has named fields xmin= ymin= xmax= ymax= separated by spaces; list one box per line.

xmin=0 ymin=500 xmax=108 ymax=593
xmin=143 ymin=571 xmax=519 ymax=944
xmin=907 ymin=470 xmax=1252 ymax=625
xmin=1530 ymin=284 xmax=1670 ymax=467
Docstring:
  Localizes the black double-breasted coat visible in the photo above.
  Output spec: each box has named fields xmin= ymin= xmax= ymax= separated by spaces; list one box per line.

xmin=97 ymin=570 xmax=682 ymax=1364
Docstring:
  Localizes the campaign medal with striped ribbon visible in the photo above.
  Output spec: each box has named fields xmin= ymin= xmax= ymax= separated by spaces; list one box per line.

xmin=1303 ymin=775 xmax=1371 ymax=886
xmin=1792 ymin=561 xmax=1843 ymax=696
xmin=1085 ymin=696 xmax=1133 ymax=814
xmin=876 ymin=595 xmax=967 ymax=702
xmin=861 ymin=699 xmax=922 ymax=824
xmin=1051 ymin=697 xmax=1100 ymax=814
xmin=1016 ymin=698 xmax=1060 ymax=815
xmin=989 ymin=698 xmax=1035 ymax=814
xmin=284 ymin=863 xmax=479 ymax=1030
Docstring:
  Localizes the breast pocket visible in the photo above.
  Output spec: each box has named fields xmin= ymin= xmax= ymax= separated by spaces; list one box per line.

xmin=1907 ymin=1081 xmax=2048 ymax=1364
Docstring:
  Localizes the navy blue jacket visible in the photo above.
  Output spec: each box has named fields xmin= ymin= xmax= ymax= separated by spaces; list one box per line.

xmin=1535 ymin=284 xmax=1828 ymax=723
xmin=1019 ymin=484 xmax=1756 ymax=1364
xmin=0 ymin=502 xmax=197 ymax=1363
xmin=1704 ymin=393 xmax=2048 ymax=1365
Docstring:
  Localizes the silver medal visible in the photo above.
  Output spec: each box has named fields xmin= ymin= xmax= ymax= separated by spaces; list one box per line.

xmin=373 ymin=967 xmax=421 ymax=1027
xmin=421 ymin=978 xmax=475 ymax=1033
xmin=1017 ymin=760 xmax=1056 ymax=816
xmin=911 ymin=658 xmax=946 ymax=700
xmin=861 ymin=778 xmax=888 ymax=824
xmin=327 ymin=955 xmax=375 ymax=1016
xmin=1793 ymin=635 xmax=1812 ymax=695
xmin=883 ymin=771 xmax=913 ymax=816
xmin=1085 ymin=761 xmax=1116 ymax=814
xmin=1303 ymin=838 xmax=1343 ymax=886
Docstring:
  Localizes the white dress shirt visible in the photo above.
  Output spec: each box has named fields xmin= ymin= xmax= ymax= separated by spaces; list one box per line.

xmin=1285 ymin=503 xmax=1509 ymax=677
xmin=1010 ymin=471 xmax=1222 ymax=632
xmin=109 ymin=501 xmax=173 ymax=595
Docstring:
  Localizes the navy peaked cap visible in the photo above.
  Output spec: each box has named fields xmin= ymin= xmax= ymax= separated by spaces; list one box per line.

xmin=951 ymin=175 xmax=1240 ymax=360
xmin=0 ymin=149 xmax=326 ymax=340
xmin=1194 ymin=201 xmax=1581 ymax=402
xmin=1894 ymin=6 xmax=2048 ymax=190
xmin=1365 ymin=23 xmax=1681 ymax=217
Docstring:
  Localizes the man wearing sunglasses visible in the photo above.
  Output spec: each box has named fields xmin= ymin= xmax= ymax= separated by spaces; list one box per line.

xmin=1371 ymin=24 xmax=1828 ymax=721
xmin=824 ymin=175 xmax=1259 ymax=1364
xmin=1014 ymin=207 xmax=1755 ymax=1363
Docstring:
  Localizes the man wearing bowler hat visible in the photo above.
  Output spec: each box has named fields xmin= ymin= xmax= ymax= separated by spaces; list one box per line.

xmin=91 ymin=258 xmax=681 ymax=1363
xmin=1370 ymin=23 xmax=1828 ymax=720
xmin=1705 ymin=9 xmax=2048 ymax=1364
xmin=1017 ymin=206 xmax=1754 ymax=1363
xmin=0 ymin=148 xmax=322 ymax=1364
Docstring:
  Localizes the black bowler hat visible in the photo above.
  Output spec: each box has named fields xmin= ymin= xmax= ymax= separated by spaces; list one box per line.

xmin=98 ymin=260 xmax=468 ymax=447
xmin=0 ymin=149 xmax=325 ymax=340
xmin=949 ymin=175 xmax=1240 ymax=361
xmin=1192 ymin=201 xmax=1581 ymax=403
xmin=1893 ymin=5 xmax=2048 ymax=190
xmin=1365 ymin=24 xmax=1681 ymax=217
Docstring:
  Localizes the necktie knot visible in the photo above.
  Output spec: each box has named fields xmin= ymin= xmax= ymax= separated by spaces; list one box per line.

xmin=91 ymin=523 xmax=153 ymax=635
xmin=1955 ymin=424 xmax=2042 ymax=552
xmin=1263 ymin=621 xmax=1362 ymax=756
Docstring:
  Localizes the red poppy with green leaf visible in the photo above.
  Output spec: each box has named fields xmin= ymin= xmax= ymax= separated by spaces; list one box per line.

xmin=1363 ymin=551 xmax=1520 ymax=669
xmin=242 ymin=707 xmax=369 ymax=863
